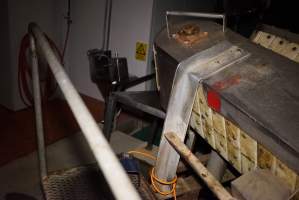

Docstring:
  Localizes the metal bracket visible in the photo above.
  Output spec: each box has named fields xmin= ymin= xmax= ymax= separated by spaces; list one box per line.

xmin=166 ymin=11 xmax=226 ymax=38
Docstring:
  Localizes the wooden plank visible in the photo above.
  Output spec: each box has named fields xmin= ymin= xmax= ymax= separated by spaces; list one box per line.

xmin=240 ymin=130 xmax=257 ymax=164
xmin=253 ymin=31 xmax=276 ymax=48
xmin=225 ymin=120 xmax=240 ymax=149
xmin=165 ymin=132 xmax=236 ymax=200
xmin=291 ymin=177 xmax=299 ymax=200
xmin=257 ymin=144 xmax=276 ymax=172
xmin=252 ymin=31 xmax=262 ymax=43
xmin=268 ymin=37 xmax=290 ymax=54
xmin=241 ymin=154 xmax=256 ymax=174
xmin=202 ymin=107 xmax=215 ymax=148
xmin=294 ymin=54 xmax=299 ymax=63
xmin=227 ymin=143 xmax=241 ymax=172
xmin=212 ymin=111 xmax=226 ymax=136
xmin=214 ymin=132 xmax=228 ymax=159
xmin=192 ymin=90 xmax=200 ymax=115
xmin=197 ymin=85 xmax=208 ymax=107
xmin=191 ymin=112 xmax=204 ymax=138
xmin=281 ymin=43 xmax=299 ymax=60
xmin=275 ymin=159 xmax=297 ymax=191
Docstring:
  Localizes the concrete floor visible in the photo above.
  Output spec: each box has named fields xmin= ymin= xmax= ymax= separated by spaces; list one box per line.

xmin=0 ymin=130 xmax=147 ymax=200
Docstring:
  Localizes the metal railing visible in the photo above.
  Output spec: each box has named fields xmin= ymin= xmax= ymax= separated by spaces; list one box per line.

xmin=29 ymin=22 xmax=141 ymax=200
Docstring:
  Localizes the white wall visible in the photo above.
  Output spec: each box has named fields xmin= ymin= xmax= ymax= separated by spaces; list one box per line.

xmin=109 ymin=0 xmax=154 ymax=91
xmin=0 ymin=0 xmax=64 ymax=110
xmin=67 ymin=0 xmax=154 ymax=99
xmin=66 ymin=0 xmax=106 ymax=100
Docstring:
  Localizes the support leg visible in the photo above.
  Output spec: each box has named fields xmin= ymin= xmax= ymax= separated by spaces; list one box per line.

xmin=103 ymin=93 xmax=118 ymax=140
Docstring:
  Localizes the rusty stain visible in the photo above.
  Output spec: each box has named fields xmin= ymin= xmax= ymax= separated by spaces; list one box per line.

xmin=174 ymin=24 xmax=208 ymax=47
xmin=212 ymin=74 xmax=241 ymax=91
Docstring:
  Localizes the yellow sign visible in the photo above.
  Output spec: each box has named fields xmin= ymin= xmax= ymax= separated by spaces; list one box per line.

xmin=135 ymin=42 xmax=148 ymax=61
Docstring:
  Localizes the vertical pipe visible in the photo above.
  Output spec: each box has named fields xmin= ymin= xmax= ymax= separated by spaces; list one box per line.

xmin=103 ymin=0 xmax=112 ymax=50
xmin=30 ymin=35 xmax=47 ymax=180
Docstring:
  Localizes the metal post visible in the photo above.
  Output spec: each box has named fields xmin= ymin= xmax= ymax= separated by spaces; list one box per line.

xmin=29 ymin=22 xmax=140 ymax=200
xmin=166 ymin=11 xmax=226 ymax=38
xmin=30 ymin=35 xmax=47 ymax=181
xmin=165 ymin=132 xmax=236 ymax=200
xmin=103 ymin=0 xmax=112 ymax=50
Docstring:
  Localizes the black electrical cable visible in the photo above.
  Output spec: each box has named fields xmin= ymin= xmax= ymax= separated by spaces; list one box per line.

xmin=62 ymin=0 xmax=72 ymax=60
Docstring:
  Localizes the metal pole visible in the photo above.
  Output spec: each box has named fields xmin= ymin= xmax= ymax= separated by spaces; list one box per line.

xmin=30 ymin=35 xmax=47 ymax=181
xmin=166 ymin=11 xmax=226 ymax=38
xmin=166 ymin=11 xmax=224 ymax=19
xmin=165 ymin=132 xmax=236 ymax=200
xmin=29 ymin=22 xmax=141 ymax=200
xmin=103 ymin=0 xmax=112 ymax=50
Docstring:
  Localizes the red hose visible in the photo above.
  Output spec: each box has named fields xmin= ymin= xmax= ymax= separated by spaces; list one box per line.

xmin=18 ymin=1 xmax=71 ymax=107
xmin=18 ymin=33 xmax=63 ymax=106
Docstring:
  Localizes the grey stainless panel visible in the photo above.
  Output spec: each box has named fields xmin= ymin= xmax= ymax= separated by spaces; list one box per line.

xmin=204 ymin=38 xmax=299 ymax=172
xmin=155 ymin=20 xmax=299 ymax=175
xmin=155 ymin=41 xmax=250 ymax=182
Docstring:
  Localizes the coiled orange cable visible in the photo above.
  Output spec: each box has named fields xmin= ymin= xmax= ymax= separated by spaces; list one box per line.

xmin=127 ymin=150 xmax=177 ymax=200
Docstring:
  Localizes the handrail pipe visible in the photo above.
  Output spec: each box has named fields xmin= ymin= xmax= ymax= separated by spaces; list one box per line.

xmin=29 ymin=22 xmax=141 ymax=200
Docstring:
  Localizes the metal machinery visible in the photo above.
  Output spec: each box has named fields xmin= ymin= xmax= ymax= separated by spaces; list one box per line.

xmin=153 ymin=12 xmax=299 ymax=199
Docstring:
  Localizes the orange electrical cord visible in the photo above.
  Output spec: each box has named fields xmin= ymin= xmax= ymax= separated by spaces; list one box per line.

xmin=127 ymin=150 xmax=177 ymax=200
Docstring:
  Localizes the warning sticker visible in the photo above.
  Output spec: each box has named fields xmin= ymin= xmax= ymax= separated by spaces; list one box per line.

xmin=135 ymin=42 xmax=148 ymax=61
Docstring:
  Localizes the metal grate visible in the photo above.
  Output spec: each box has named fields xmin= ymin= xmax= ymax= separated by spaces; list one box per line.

xmin=42 ymin=165 xmax=156 ymax=200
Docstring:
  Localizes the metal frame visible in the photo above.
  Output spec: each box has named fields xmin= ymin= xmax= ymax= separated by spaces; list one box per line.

xmin=166 ymin=11 xmax=226 ymax=38
xmin=29 ymin=22 xmax=141 ymax=200
xmin=103 ymin=90 xmax=165 ymax=143
xmin=154 ymin=41 xmax=250 ymax=190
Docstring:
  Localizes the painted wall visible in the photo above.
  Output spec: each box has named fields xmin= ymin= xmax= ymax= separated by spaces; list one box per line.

xmin=67 ymin=0 xmax=155 ymax=99
xmin=109 ymin=0 xmax=154 ymax=91
xmin=66 ymin=0 xmax=106 ymax=100
xmin=0 ymin=0 xmax=64 ymax=110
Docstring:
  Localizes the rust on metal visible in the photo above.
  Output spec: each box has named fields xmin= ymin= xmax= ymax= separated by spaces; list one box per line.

xmin=211 ymin=74 xmax=241 ymax=91
xmin=174 ymin=24 xmax=208 ymax=46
